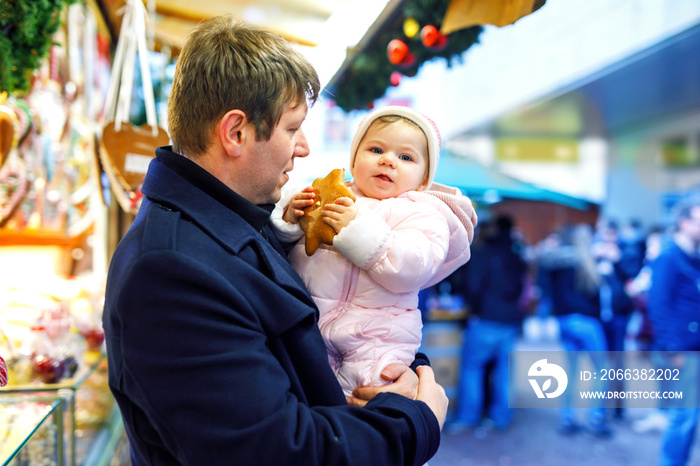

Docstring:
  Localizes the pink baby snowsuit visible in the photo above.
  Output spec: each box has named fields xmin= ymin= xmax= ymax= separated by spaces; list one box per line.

xmin=272 ymin=182 xmax=476 ymax=396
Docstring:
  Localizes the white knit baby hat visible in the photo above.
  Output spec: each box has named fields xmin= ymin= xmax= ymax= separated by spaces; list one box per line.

xmin=349 ymin=105 xmax=442 ymax=190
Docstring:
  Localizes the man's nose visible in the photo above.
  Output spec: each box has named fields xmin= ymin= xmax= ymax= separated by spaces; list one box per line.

xmin=294 ymin=129 xmax=310 ymax=158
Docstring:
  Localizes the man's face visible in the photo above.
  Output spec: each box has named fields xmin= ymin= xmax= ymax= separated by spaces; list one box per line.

xmin=246 ymin=101 xmax=310 ymax=205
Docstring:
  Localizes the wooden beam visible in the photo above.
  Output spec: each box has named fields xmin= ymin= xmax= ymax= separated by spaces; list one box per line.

xmin=96 ymin=0 xmax=328 ymax=51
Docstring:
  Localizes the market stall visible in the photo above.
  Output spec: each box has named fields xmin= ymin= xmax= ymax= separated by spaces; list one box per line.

xmin=0 ymin=1 xmax=129 ymax=464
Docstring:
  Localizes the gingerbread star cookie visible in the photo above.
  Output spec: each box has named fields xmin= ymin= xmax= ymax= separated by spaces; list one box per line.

xmin=299 ymin=168 xmax=356 ymax=256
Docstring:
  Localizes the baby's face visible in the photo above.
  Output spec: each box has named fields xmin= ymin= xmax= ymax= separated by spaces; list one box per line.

xmin=352 ymin=120 xmax=429 ymax=200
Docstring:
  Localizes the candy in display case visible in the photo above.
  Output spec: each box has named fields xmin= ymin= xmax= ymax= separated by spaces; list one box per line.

xmin=0 ymin=271 xmax=107 ymax=387
xmin=0 ymin=398 xmax=64 ymax=466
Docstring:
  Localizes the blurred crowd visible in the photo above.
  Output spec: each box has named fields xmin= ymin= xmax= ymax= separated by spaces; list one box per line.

xmin=430 ymin=193 xmax=700 ymax=466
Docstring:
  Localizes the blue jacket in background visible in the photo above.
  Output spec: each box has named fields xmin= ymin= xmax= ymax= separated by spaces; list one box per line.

xmin=648 ymin=242 xmax=700 ymax=351
xmin=466 ymin=233 xmax=528 ymax=324
xmin=537 ymin=246 xmax=601 ymax=319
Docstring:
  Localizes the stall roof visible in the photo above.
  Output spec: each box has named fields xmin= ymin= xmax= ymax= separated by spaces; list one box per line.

xmin=436 ymin=152 xmax=595 ymax=210
xmin=96 ymin=0 xmax=339 ymax=48
xmin=94 ymin=0 xmax=402 ymax=88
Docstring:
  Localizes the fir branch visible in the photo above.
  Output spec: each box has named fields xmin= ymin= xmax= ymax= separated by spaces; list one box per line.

xmin=0 ymin=0 xmax=79 ymax=94
xmin=331 ymin=0 xmax=482 ymax=112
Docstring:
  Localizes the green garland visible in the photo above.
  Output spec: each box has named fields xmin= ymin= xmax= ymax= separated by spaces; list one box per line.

xmin=331 ymin=0 xmax=482 ymax=112
xmin=0 ymin=0 xmax=79 ymax=95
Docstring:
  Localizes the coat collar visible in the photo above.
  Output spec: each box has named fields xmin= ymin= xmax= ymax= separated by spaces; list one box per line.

xmin=149 ymin=146 xmax=271 ymax=235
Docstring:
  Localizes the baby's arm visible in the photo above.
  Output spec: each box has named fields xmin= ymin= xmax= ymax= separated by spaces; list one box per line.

xmin=322 ymin=197 xmax=358 ymax=233
xmin=282 ymin=186 xmax=315 ymax=224
xmin=270 ymin=183 xmax=312 ymax=243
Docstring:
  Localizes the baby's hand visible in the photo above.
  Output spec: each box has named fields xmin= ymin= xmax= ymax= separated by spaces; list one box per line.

xmin=283 ymin=186 xmax=315 ymax=224
xmin=322 ymin=197 xmax=358 ymax=233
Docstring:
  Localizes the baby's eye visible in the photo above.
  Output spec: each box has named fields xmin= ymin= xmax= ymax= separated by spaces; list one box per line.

xmin=399 ymin=154 xmax=413 ymax=161
xmin=370 ymin=147 xmax=383 ymax=154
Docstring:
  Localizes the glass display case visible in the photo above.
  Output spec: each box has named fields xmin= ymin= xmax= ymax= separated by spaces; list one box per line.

xmin=0 ymin=397 xmax=65 ymax=466
xmin=0 ymin=353 xmax=116 ymax=466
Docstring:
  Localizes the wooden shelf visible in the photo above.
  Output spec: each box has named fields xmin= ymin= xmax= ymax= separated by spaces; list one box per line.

xmin=0 ymin=230 xmax=89 ymax=247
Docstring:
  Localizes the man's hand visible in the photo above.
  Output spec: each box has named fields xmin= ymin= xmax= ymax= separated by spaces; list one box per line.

xmin=346 ymin=364 xmax=448 ymax=430
xmin=282 ymin=186 xmax=315 ymax=224
xmin=322 ymin=197 xmax=358 ymax=233
xmin=347 ymin=363 xmax=418 ymax=407
xmin=415 ymin=366 xmax=448 ymax=429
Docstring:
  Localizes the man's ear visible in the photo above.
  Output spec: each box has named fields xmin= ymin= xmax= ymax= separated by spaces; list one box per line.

xmin=219 ymin=109 xmax=248 ymax=157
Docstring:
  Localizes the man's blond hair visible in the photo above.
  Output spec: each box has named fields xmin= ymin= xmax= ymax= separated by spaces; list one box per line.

xmin=167 ymin=17 xmax=320 ymax=156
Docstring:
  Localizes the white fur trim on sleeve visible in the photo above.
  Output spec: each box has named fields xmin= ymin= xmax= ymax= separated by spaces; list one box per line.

xmin=269 ymin=207 xmax=304 ymax=243
xmin=333 ymin=207 xmax=391 ymax=269
xmin=269 ymin=185 xmax=305 ymax=243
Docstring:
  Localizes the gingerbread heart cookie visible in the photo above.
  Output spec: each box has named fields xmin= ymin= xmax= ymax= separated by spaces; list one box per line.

xmin=100 ymin=121 xmax=169 ymax=214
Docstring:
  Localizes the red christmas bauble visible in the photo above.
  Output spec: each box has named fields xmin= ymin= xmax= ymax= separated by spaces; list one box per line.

xmin=387 ymin=39 xmax=409 ymax=65
xmin=390 ymin=71 xmax=402 ymax=86
xmin=421 ymin=25 xmax=440 ymax=48
xmin=399 ymin=52 xmax=416 ymax=69
xmin=432 ymin=34 xmax=449 ymax=51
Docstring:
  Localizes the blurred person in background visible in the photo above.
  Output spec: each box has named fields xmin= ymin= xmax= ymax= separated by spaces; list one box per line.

xmin=450 ymin=214 xmax=528 ymax=432
xmin=593 ymin=219 xmax=645 ymax=419
xmin=627 ymin=227 xmax=670 ymax=434
xmin=537 ymin=223 xmax=611 ymax=437
xmin=647 ymin=196 xmax=700 ymax=466
xmin=626 ymin=227 xmax=666 ymax=352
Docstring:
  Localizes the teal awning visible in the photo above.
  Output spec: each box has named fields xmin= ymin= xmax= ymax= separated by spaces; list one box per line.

xmin=435 ymin=152 xmax=595 ymax=210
